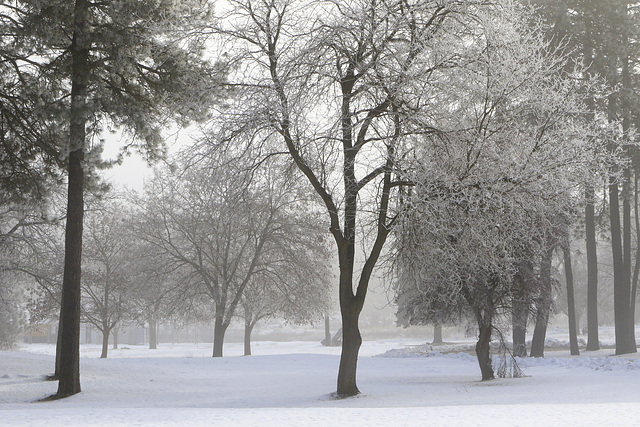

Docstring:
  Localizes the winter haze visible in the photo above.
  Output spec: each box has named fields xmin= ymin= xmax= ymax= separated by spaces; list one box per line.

xmin=2 ymin=0 xmax=640 ymax=426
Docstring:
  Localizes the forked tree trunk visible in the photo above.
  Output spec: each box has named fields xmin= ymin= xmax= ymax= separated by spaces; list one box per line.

xmin=212 ymin=314 xmax=227 ymax=357
xmin=585 ymin=186 xmax=600 ymax=350
xmin=432 ymin=324 xmax=443 ymax=345
xmin=149 ymin=319 xmax=157 ymax=350
xmin=563 ymin=243 xmax=580 ymax=356
xmin=475 ymin=319 xmax=494 ymax=381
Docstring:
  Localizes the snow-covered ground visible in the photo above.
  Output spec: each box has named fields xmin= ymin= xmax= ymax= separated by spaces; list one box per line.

xmin=3 ymin=330 xmax=640 ymax=426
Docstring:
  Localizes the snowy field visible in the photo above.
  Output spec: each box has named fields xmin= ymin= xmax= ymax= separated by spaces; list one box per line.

xmin=3 ymin=330 xmax=640 ymax=426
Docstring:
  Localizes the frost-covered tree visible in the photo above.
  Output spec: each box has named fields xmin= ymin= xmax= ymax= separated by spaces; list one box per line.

xmin=392 ymin=2 xmax=597 ymax=380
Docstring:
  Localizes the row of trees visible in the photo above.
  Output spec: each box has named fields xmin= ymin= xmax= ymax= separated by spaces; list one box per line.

xmin=3 ymin=0 xmax=640 ymax=399
xmin=13 ymin=150 xmax=332 ymax=360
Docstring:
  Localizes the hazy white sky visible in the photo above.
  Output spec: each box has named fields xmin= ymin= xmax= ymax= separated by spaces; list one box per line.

xmin=99 ymin=128 xmax=193 ymax=193
xmin=100 ymin=151 xmax=150 ymax=193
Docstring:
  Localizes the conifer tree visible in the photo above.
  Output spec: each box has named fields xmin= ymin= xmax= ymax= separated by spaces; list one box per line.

xmin=1 ymin=0 xmax=224 ymax=397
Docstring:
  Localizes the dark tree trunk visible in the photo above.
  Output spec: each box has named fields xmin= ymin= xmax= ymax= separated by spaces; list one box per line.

xmin=149 ymin=319 xmax=157 ymax=350
xmin=585 ymin=185 xmax=600 ymax=350
xmin=100 ymin=327 xmax=110 ymax=359
xmin=530 ymin=306 xmax=549 ymax=358
xmin=621 ymin=3 xmax=637 ymax=354
xmin=337 ymin=303 xmax=361 ymax=396
xmin=611 ymin=176 xmax=634 ymax=354
xmin=56 ymin=149 xmax=84 ymax=395
xmin=563 ymin=243 xmax=580 ymax=356
xmin=244 ymin=318 xmax=254 ymax=356
xmin=55 ymin=0 xmax=90 ymax=399
xmin=531 ymin=247 xmax=554 ymax=358
xmin=609 ymin=25 xmax=635 ymax=354
xmin=475 ymin=320 xmax=494 ymax=381
xmin=631 ymin=174 xmax=640 ymax=348
xmin=623 ymin=175 xmax=636 ymax=352
xmin=212 ymin=314 xmax=227 ymax=357
xmin=582 ymin=17 xmax=600 ymax=352
xmin=324 ymin=314 xmax=331 ymax=346
xmin=432 ymin=324 xmax=443 ymax=345
xmin=511 ymin=300 xmax=528 ymax=357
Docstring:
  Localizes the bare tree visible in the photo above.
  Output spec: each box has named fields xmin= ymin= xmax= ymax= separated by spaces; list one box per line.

xmin=136 ymin=151 xmax=326 ymax=357
xmin=210 ymin=0 xmax=475 ymax=396
xmin=80 ymin=198 xmax=132 ymax=359
xmin=240 ymin=231 xmax=333 ymax=355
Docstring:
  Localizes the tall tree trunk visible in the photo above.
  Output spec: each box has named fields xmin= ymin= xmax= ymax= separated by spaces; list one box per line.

xmin=149 ymin=319 xmax=157 ymax=350
xmin=100 ymin=327 xmax=109 ymax=359
xmin=433 ymin=324 xmax=443 ymax=345
xmin=55 ymin=0 xmax=90 ymax=399
xmin=608 ymin=5 xmax=636 ymax=354
xmin=531 ymin=247 xmax=554 ymax=358
xmin=631 ymin=174 xmax=640 ymax=344
xmin=324 ymin=314 xmax=331 ymax=346
xmin=244 ymin=317 xmax=254 ymax=356
xmin=585 ymin=185 xmax=600 ymax=350
xmin=623 ymin=175 xmax=636 ymax=352
xmin=57 ymin=148 xmax=84 ymax=395
xmin=563 ymin=242 xmax=580 ymax=356
xmin=212 ymin=314 xmax=227 ymax=357
xmin=621 ymin=17 xmax=637 ymax=353
xmin=611 ymin=176 xmax=633 ymax=354
xmin=475 ymin=316 xmax=494 ymax=380
xmin=582 ymin=15 xmax=600 ymax=352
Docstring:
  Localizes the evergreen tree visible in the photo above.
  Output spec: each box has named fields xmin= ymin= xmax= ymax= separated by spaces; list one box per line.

xmin=1 ymin=0 xmax=225 ymax=397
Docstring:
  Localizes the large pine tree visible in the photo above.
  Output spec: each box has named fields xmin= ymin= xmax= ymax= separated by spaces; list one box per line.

xmin=1 ymin=0 xmax=225 ymax=397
